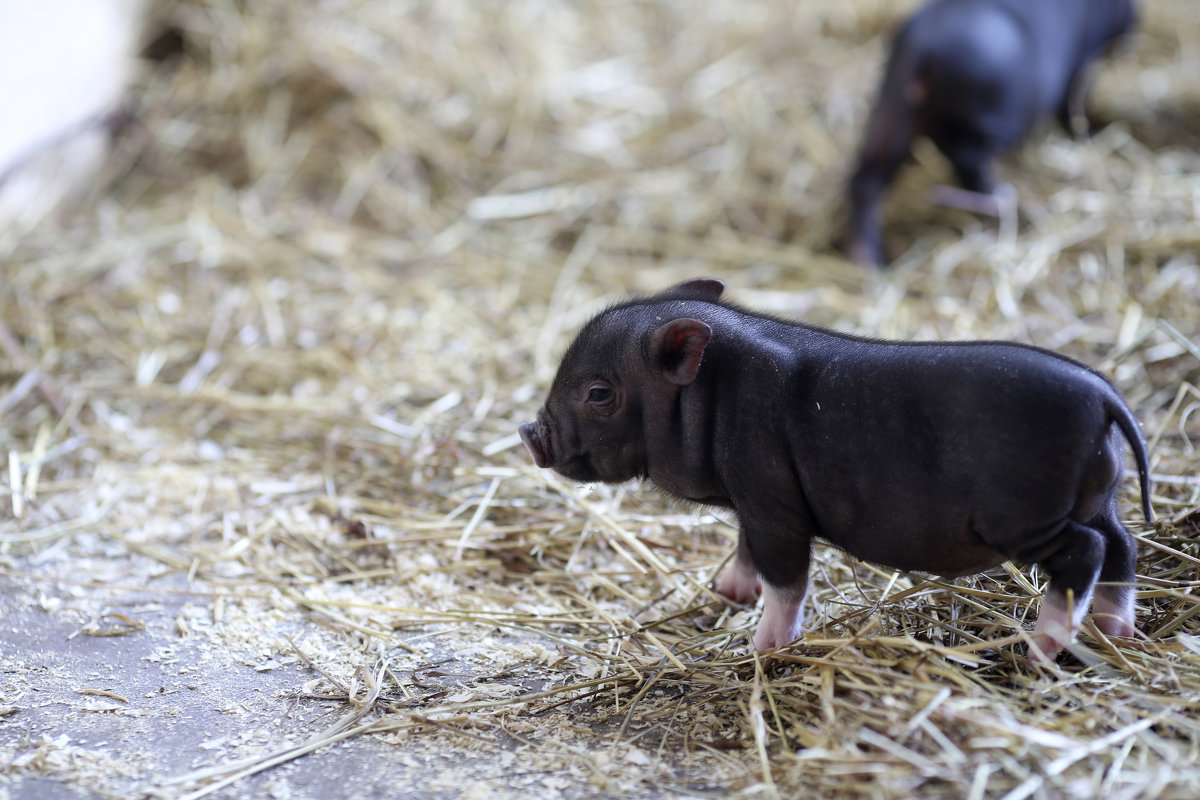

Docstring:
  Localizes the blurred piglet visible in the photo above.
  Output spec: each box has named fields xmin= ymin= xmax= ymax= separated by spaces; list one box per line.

xmin=520 ymin=279 xmax=1152 ymax=664
xmin=0 ymin=0 xmax=143 ymax=230
xmin=845 ymin=0 xmax=1136 ymax=266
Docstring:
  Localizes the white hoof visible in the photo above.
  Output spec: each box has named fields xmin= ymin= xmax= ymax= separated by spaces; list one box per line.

xmin=715 ymin=556 xmax=760 ymax=604
xmin=752 ymin=583 xmax=806 ymax=651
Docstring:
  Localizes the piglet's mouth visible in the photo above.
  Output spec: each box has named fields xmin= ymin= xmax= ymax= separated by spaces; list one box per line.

xmin=519 ymin=422 xmax=553 ymax=468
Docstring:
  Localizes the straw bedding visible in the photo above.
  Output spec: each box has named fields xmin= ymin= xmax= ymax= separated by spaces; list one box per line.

xmin=2 ymin=0 xmax=1199 ymax=797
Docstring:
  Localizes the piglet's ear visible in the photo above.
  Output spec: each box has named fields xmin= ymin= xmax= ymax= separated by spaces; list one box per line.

xmin=664 ymin=278 xmax=724 ymax=300
xmin=650 ymin=318 xmax=712 ymax=386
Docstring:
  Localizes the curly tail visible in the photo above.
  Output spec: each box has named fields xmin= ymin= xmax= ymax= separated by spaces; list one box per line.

xmin=1108 ymin=394 xmax=1153 ymax=523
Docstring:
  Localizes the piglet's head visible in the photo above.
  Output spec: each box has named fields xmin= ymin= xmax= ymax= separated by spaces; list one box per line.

xmin=519 ymin=279 xmax=722 ymax=484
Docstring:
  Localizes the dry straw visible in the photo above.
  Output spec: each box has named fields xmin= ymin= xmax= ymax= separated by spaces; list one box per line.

xmin=2 ymin=0 xmax=1199 ymax=797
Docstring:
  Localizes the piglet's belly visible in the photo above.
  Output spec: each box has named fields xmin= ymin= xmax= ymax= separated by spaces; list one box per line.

xmin=829 ymin=528 xmax=1008 ymax=578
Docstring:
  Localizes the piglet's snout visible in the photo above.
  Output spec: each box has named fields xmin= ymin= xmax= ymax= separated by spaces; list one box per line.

xmin=519 ymin=421 xmax=552 ymax=468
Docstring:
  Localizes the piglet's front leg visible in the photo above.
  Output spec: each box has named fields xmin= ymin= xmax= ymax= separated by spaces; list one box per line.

xmin=714 ymin=532 xmax=761 ymax=604
xmin=754 ymin=582 xmax=808 ymax=651
xmin=713 ymin=529 xmax=808 ymax=650
xmin=740 ymin=527 xmax=812 ymax=652
xmin=716 ymin=550 xmax=806 ymax=651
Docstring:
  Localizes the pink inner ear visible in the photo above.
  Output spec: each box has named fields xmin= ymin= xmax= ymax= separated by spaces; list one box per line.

xmin=654 ymin=318 xmax=711 ymax=385
xmin=666 ymin=326 xmax=694 ymax=352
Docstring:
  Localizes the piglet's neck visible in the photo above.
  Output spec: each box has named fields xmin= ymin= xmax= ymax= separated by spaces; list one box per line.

xmin=643 ymin=313 xmax=800 ymax=507
xmin=640 ymin=379 xmax=722 ymax=505
xmin=638 ymin=338 xmax=726 ymax=505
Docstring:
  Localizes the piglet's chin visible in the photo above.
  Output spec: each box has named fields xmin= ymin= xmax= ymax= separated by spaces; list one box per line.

xmin=519 ymin=423 xmax=552 ymax=468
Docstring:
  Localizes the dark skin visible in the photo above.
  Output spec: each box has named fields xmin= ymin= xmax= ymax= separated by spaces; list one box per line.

xmin=845 ymin=0 xmax=1136 ymax=267
xmin=521 ymin=279 xmax=1152 ymax=662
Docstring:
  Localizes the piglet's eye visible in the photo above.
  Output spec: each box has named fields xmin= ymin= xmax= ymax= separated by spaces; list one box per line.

xmin=587 ymin=385 xmax=613 ymax=403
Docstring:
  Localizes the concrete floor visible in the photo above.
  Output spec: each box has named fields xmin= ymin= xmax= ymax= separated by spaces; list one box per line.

xmin=0 ymin=582 xmax=524 ymax=800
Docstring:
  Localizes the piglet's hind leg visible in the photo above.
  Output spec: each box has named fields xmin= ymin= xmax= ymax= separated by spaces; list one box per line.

xmin=1091 ymin=508 xmax=1138 ymax=639
xmin=931 ymin=134 xmax=1019 ymax=242
xmin=929 ymin=183 xmax=1016 ymax=218
xmin=846 ymin=85 xmax=915 ymax=267
xmin=1029 ymin=586 xmax=1095 ymax=665
xmin=1026 ymin=520 xmax=1105 ymax=664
